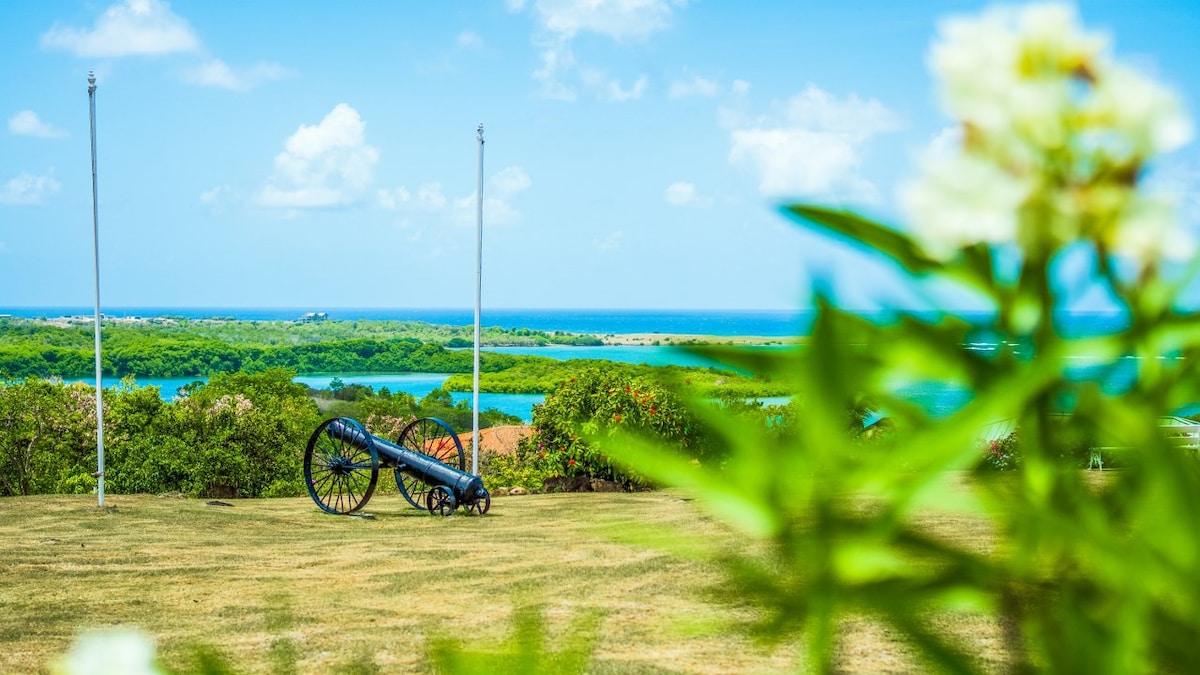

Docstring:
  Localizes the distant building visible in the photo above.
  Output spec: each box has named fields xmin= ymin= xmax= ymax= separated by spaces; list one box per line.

xmin=299 ymin=312 xmax=328 ymax=323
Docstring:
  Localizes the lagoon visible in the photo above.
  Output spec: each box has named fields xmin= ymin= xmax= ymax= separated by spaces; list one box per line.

xmin=78 ymin=344 xmax=747 ymax=422
xmin=69 ymin=345 xmax=1168 ymax=425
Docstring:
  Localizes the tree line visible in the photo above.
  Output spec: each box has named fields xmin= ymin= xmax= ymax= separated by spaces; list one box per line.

xmin=0 ymin=318 xmax=777 ymax=397
xmin=0 ymin=369 xmax=520 ymax=498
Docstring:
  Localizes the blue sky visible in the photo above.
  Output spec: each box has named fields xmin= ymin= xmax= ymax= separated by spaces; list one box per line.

xmin=1 ymin=1 xmax=1198 ymax=311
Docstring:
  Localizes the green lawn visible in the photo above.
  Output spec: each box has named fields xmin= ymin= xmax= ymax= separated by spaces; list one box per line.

xmin=0 ymin=490 xmax=1006 ymax=673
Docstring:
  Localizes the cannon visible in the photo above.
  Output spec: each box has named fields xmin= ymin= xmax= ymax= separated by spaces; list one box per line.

xmin=304 ymin=417 xmax=490 ymax=517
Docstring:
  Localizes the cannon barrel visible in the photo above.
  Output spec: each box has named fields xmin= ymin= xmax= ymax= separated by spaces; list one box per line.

xmin=325 ymin=418 xmax=486 ymax=504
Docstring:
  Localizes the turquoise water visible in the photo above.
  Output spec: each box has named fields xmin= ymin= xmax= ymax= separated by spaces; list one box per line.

xmin=91 ymin=345 xmax=782 ymax=422
xmin=75 ymin=344 xmax=743 ymax=422
xmin=38 ymin=308 xmax=1145 ymax=423
xmin=70 ymin=347 xmax=1159 ymax=424
xmin=294 ymin=373 xmax=545 ymax=421
xmin=81 ymin=372 xmax=545 ymax=422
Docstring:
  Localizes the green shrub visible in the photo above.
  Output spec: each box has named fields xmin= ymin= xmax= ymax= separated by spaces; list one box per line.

xmin=518 ymin=367 xmax=712 ymax=488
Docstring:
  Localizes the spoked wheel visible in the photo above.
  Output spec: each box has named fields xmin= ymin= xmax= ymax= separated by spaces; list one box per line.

xmin=395 ymin=417 xmax=466 ymax=509
xmin=305 ymin=417 xmax=379 ymax=514
xmin=426 ymin=485 xmax=457 ymax=517
xmin=464 ymin=488 xmax=491 ymax=516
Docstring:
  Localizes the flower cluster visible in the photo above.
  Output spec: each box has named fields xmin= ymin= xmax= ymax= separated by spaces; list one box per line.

xmin=904 ymin=3 xmax=1193 ymax=263
xmin=207 ymin=394 xmax=254 ymax=417
xmin=979 ymin=432 xmax=1022 ymax=471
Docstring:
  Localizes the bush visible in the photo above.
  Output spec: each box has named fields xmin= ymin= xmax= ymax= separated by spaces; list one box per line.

xmin=477 ymin=450 xmax=556 ymax=491
xmin=517 ymin=367 xmax=712 ymax=488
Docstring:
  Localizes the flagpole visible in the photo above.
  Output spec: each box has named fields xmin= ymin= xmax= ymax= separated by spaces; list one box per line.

xmin=472 ymin=124 xmax=484 ymax=476
xmin=88 ymin=71 xmax=106 ymax=507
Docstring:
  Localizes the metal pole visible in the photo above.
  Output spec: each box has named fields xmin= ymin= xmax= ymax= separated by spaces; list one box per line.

xmin=88 ymin=71 xmax=106 ymax=507
xmin=472 ymin=124 xmax=484 ymax=476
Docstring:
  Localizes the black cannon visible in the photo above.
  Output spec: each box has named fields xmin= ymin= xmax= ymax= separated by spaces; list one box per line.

xmin=304 ymin=417 xmax=490 ymax=517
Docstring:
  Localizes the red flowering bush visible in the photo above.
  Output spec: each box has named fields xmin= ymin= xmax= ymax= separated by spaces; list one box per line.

xmin=979 ymin=432 xmax=1021 ymax=471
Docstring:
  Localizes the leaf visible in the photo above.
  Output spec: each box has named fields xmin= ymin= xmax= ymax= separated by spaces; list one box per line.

xmin=784 ymin=205 xmax=940 ymax=274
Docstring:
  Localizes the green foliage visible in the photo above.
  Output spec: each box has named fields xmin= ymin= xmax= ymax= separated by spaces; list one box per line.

xmin=0 ymin=378 xmax=97 ymax=496
xmin=476 ymin=450 xmax=557 ymax=490
xmin=443 ymin=357 xmax=785 ymax=396
xmin=596 ymin=7 xmax=1200 ymax=673
xmin=979 ymin=432 xmax=1022 ymax=471
xmin=0 ymin=370 xmax=322 ymax=498
xmin=0 ymin=368 xmax=529 ymax=498
xmin=0 ymin=319 xmax=609 ymax=379
xmin=518 ymin=367 xmax=713 ymax=488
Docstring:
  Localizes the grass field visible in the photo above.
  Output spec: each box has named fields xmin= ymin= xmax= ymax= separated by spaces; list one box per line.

xmin=0 ymin=489 xmax=1009 ymax=674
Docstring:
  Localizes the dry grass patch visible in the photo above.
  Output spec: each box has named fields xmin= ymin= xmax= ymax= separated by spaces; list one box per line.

xmin=0 ymin=488 xmax=1010 ymax=673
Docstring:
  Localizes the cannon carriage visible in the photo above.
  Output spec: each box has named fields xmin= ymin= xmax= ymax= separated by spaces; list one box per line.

xmin=304 ymin=417 xmax=490 ymax=516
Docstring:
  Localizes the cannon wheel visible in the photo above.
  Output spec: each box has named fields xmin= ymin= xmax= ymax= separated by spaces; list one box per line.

xmin=395 ymin=417 xmax=466 ymax=510
xmin=464 ymin=488 xmax=491 ymax=516
xmin=427 ymin=485 xmax=457 ymax=517
xmin=305 ymin=417 xmax=379 ymax=515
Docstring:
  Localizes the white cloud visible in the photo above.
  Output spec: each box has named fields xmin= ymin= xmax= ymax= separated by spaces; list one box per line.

xmin=259 ymin=104 xmax=380 ymax=209
xmin=664 ymin=181 xmax=712 ymax=207
xmin=457 ymin=31 xmax=483 ymax=50
xmin=41 ymin=1 xmax=292 ymax=94
xmin=726 ymin=84 xmax=903 ymax=202
xmin=183 ymin=59 xmax=293 ymax=91
xmin=0 ymin=171 xmax=62 ymax=205
xmin=378 ymin=183 xmax=448 ymax=212
xmin=491 ymin=166 xmax=533 ymax=195
xmin=378 ymin=166 xmax=532 ymax=227
xmin=595 ymin=229 xmax=624 ymax=252
xmin=925 ymin=125 xmax=963 ymax=158
xmin=533 ymin=43 xmax=579 ymax=101
xmin=581 ymin=70 xmax=647 ymax=101
xmin=516 ymin=0 xmax=685 ymax=101
xmin=668 ymin=74 xmax=718 ymax=99
xmin=525 ymin=0 xmax=685 ymax=41
xmin=8 ymin=110 xmax=67 ymax=138
xmin=40 ymin=0 xmax=200 ymax=58
xmin=475 ymin=166 xmax=533 ymax=224
xmin=199 ymin=186 xmax=223 ymax=204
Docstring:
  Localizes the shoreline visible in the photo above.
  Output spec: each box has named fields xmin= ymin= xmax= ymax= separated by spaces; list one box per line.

xmin=597 ymin=333 xmax=800 ymax=347
xmin=5 ymin=314 xmax=802 ymax=347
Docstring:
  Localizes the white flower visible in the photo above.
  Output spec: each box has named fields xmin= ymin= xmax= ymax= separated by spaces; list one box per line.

xmin=55 ymin=629 xmax=162 ymax=675
xmin=1089 ymin=65 xmax=1193 ymax=157
xmin=912 ymin=2 xmax=1194 ymax=264
xmin=902 ymin=151 xmax=1031 ymax=259
xmin=932 ymin=4 xmax=1105 ymax=152
xmin=1111 ymin=194 xmax=1195 ymax=263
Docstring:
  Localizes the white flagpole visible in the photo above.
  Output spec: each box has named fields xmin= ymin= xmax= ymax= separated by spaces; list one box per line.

xmin=88 ymin=71 xmax=106 ymax=507
xmin=472 ymin=124 xmax=484 ymax=476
